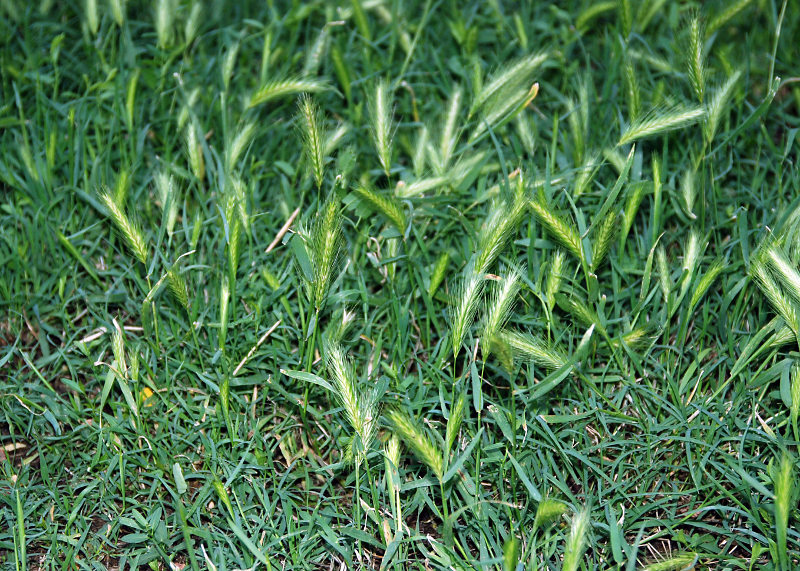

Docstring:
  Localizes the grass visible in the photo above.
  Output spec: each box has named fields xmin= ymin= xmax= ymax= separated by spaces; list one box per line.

xmin=1 ymin=0 xmax=800 ymax=569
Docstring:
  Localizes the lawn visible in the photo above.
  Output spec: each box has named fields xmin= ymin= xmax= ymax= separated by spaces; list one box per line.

xmin=2 ymin=0 xmax=800 ymax=569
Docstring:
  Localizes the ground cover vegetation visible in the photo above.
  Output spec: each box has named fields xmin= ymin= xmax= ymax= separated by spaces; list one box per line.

xmin=1 ymin=0 xmax=800 ymax=568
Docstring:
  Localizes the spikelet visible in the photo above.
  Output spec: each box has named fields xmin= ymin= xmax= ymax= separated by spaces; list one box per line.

xmin=219 ymin=275 xmax=230 ymax=350
xmin=591 ymin=210 xmax=618 ymax=270
xmin=641 ymin=553 xmax=699 ymax=571
xmin=412 ymin=126 xmax=429 ymax=177
xmin=395 ymin=175 xmax=450 ymax=199
xmin=429 ymin=252 xmax=449 ymax=298
xmin=545 ymin=250 xmax=566 ymax=311
xmin=530 ymin=199 xmax=584 ymax=262
xmin=297 ymin=96 xmax=325 ymax=189
xmin=772 ymin=451 xmax=794 ymax=569
xmin=499 ymin=329 xmax=567 ymax=371
xmin=474 ymin=196 xmax=526 ymax=275
xmin=689 ymin=259 xmax=725 ymax=312
xmin=685 ymin=14 xmax=706 ymax=104
xmin=184 ymin=2 xmax=202 ymax=45
xmin=108 ymin=0 xmax=125 ymax=26
xmin=325 ymin=342 xmax=379 ymax=464
xmin=562 ymin=508 xmax=591 ymax=571
xmin=99 ymin=190 xmax=148 ymax=265
xmin=221 ymin=42 xmax=239 ymax=92
xmin=155 ymin=0 xmax=175 ymax=49
xmin=469 ymin=52 xmax=548 ymax=117
xmin=705 ymin=70 xmax=742 ymax=143
xmin=617 ymin=106 xmax=706 ymax=146
xmin=369 ymin=79 xmax=396 ymax=177
xmin=657 ymin=246 xmax=671 ymax=304
xmin=86 ymin=0 xmax=98 ymax=35
xmin=323 ymin=122 xmax=349 ymax=156
xmin=352 ymin=185 xmax=407 ymax=234
xmin=765 ymin=244 xmax=800 ymax=306
xmin=533 ymin=498 xmax=568 ymax=531
xmin=445 ymin=392 xmax=466 ymax=454
xmin=574 ymin=153 xmax=600 ymax=198
xmin=185 ymin=123 xmax=205 ymax=182
xmin=438 ymin=88 xmax=462 ymax=173
xmin=249 ymin=77 xmax=329 ymax=107
xmin=481 ymin=266 xmax=522 ymax=358
xmin=624 ymin=55 xmax=640 ymax=121
xmin=681 ymin=169 xmax=697 ymax=220
xmin=750 ymin=255 xmax=800 ymax=335
xmin=154 ymin=171 xmax=178 ymax=236
xmin=708 ymin=0 xmax=752 ymax=35
xmin=226 ymin=121 xmax=257 ymax=172
xmin=306 ymin=199 xmax=343 ymax=311
xmin=619 ymin=181 xmax=647 ymax=252
xmin=386 ymin=409 xmax=443 ymax=481
xmin=167 ymin=268 xmax=190 ymax=314
xmin=450 ymin=270 xmax=485 ymax=360
xmin=679 ymin=231 xmax=702 ymax=302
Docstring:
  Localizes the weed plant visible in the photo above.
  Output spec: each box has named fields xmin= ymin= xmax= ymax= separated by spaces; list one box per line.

xmin=2 ymin=0 xmax=800 ymax=569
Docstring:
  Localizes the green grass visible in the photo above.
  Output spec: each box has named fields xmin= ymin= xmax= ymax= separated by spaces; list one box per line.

xmin=1 ymin=0 xmax=800 ymax=569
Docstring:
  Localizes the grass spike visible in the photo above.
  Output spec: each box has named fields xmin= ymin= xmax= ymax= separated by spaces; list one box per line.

xmin=591 ymin=210 xmax=618 ymax=270
xmin=529 ymin=199 xmax=584 ymax=262
xmin=617 ymin=105 xmax=705 ymax=146
xmin=689 ymin=258 xmax=724 ymax=312
xmin=429 ymin=252 xmax=449 ymax=298
xmin=439 ymin=88 xmax=462 ymax=172
xmin=450 ymin=270 xmax=485 ymax=361
xmin=386 ymin=409 xmax=443 ymax=481
xmin=686 ymin=14 xmax=707 ymax=103
xmin=99 ymin=191 xmax=148 ymax=265
xmin=474 ymin=196 xmax=526 ymax=276
xmin=705 ymin=70 xmax=742 ymax=143
xmin=249 ymin=77 xmax=329 ymax=107
xmin=562 ymin=507 xmax=590 ymax=571
xmin=499 ymin=329 xmax=567 ymax=371
xmin=226 ymin=121 xmax=257 ymax=172
xmin=445 ymin=391 xmax=466 ymax=455
xmin=297 ymin=95 xmax=326 ymax=189
xmin=325 ymin=342 xmax=379 ymax=464
xmin=545 ymin=250 xmax=566 ymax=311
xmin=481 ymin=266 xmax=522 ymax=359
xmin=370 ymin=79 xmax=396 ymax=177
xmin=352 ymin=185 xmax=407 ymax=234
xmin=469 ymin=52 xmax=548 ymax=117
xmin=708 ymin=0 xmax=753 ymax=34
